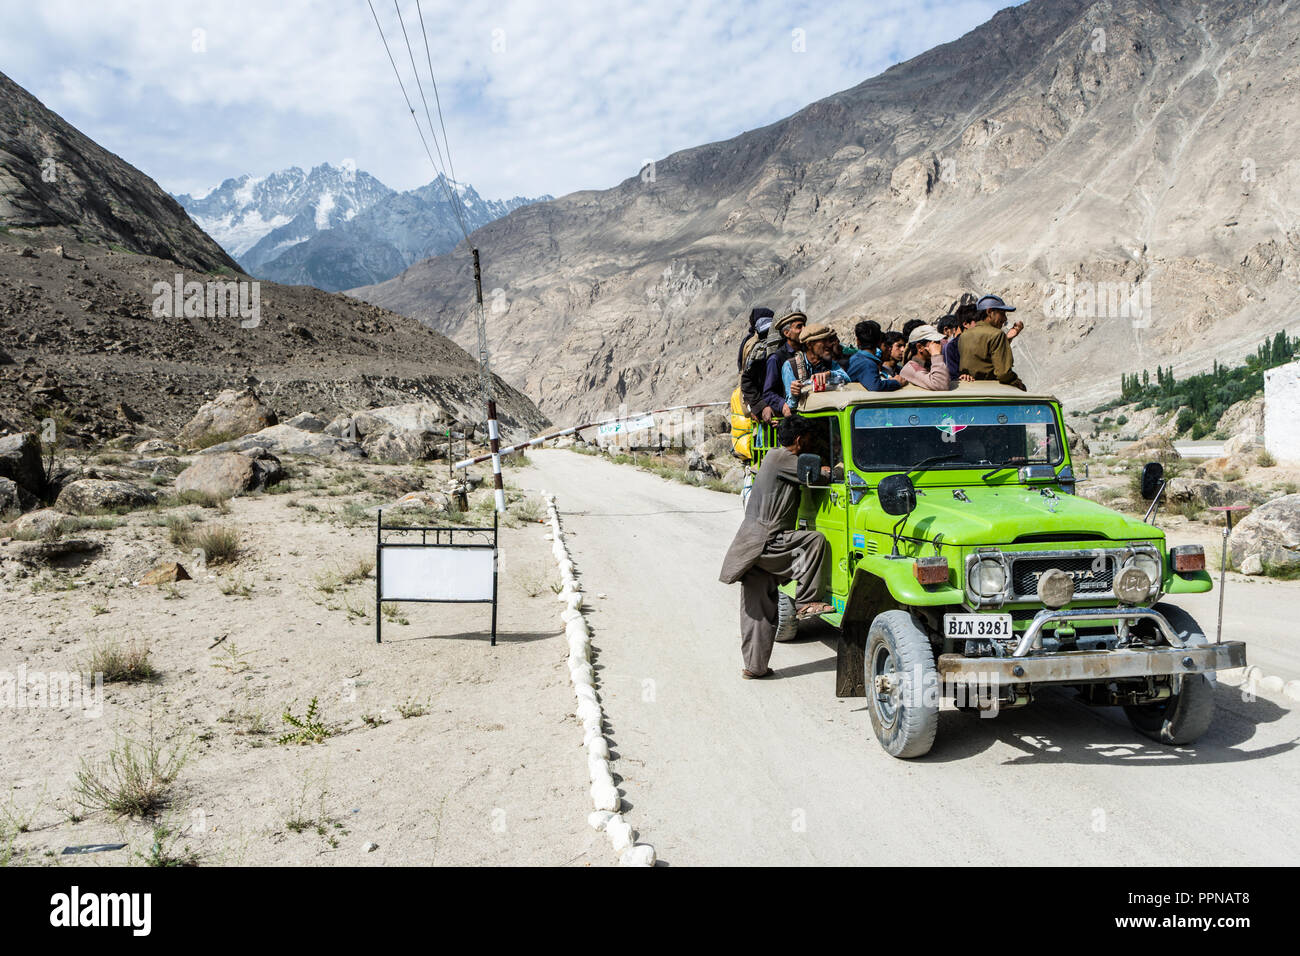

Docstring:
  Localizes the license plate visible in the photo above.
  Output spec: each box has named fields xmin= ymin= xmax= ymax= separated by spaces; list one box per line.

xmin=944 ymin=613 xmax=1012 ymax=639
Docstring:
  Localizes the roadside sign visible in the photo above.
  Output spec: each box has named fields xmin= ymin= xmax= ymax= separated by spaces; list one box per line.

xmin=597 ymin=414 xmax=655 ymax=437
xmin=375 ymin=509 xmax=498 ymax=644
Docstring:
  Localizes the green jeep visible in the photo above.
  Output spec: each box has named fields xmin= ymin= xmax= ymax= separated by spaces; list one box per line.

xmin=754 ymin=381 xmax=1246 ymax=759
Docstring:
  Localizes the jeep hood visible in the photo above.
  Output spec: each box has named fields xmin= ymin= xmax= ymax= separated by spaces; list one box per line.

xmin=871 ymin=484 xmax=1162 ymax=547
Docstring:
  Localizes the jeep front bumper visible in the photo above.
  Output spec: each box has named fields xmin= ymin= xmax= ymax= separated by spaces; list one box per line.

xmin=937 ymin=641 xmax=1247 ymax=686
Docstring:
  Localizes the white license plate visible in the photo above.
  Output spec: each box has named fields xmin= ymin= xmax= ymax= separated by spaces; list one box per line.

xmin=944 ymin=613 xmax=1012 ymax=640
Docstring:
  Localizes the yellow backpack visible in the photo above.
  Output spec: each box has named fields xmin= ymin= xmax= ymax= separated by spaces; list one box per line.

xmin=730 ymin=388 xmax=754 ymax=461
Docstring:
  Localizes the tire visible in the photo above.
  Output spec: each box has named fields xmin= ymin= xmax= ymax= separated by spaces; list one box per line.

xmin=866 ymin=610 xmax=939 ymax=758
xmin=774 ymin=592 xmax=799 ymax=643
xmin=1123 ymin=603 xmax=1216 ymax=745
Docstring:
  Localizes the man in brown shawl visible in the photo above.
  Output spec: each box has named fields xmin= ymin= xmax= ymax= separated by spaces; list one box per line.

xmin=719 ymin=415 xmax=832 ymax=679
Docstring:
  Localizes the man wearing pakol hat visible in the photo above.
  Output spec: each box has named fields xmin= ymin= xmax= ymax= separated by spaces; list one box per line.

xmin=782 ymin=322 xmax=850 ymax=408
xmin=958 ymin=294 xmax=1026 ymax=390
xmin=759 ymin=311 xmax=808 ymax=420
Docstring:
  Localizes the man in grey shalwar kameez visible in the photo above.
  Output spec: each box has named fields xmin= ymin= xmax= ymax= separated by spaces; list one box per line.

xmin=719 ymin=415 xmax=831 ymax=678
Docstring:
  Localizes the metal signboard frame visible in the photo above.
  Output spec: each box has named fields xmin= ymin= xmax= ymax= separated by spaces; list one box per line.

xmin=375 ymin=509 xmax=498 ymax=645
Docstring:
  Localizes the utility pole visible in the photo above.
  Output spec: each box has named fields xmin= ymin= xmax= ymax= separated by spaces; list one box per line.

xmin=473 ymin=248 xmax=505 ymax=513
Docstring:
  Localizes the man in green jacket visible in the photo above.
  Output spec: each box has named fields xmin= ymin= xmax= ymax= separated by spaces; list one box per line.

xmin=958 ymin=294 xmax=1026 ymax=390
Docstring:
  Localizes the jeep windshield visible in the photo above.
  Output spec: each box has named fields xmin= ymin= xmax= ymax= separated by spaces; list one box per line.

xmin=851 ymin=402 xmax=1063 ymax=474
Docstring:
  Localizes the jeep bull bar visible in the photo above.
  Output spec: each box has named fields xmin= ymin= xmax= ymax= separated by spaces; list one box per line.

xmin=937 ymin=606 xmax=1247 ymax=686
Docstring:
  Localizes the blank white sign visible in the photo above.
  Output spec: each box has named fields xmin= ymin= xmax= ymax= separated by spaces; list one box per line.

xmin=379 ymin=546 xmax=494 ymax=601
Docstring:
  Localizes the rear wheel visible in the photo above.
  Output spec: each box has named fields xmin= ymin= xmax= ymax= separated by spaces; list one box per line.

xmin=866 ymin=610 xmax=939 ymax=758
xmin=774 ymin=592 xmax=798 ymax=642
xmin=1123 ymin=604 xmax=1216 ymax=745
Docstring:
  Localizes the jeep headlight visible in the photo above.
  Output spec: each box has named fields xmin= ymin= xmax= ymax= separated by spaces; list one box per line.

xmin=968 ymin=556 xmax=1008 ymax=600
xmin=1120 ymin=551 xmax=1161 ymax=602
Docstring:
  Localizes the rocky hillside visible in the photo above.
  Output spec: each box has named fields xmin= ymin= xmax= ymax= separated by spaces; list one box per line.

xmin=352 ymin=0 xmax=1300 ymax=423
xmin=0 ymin=74 xmax=547 ymax=446
xmin=0 ymin=70 xmax=238 ymax=274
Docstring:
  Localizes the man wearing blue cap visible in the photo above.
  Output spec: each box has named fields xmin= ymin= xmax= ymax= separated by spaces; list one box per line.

xmin=958 ymin=294 xmax=1026 ymax=390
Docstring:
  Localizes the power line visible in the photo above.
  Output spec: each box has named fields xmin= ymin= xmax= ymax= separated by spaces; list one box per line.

xmin=390 ymin=0 xmax=472 ymax=242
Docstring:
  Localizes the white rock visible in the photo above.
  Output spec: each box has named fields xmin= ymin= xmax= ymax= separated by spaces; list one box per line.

xmin=576 ymin=698 xmax=601 ymax=723
xmin=588 ymin=810 xmax=615 ymax=831
xmin=1260 ymin=675 xmax=1285 ymax=695
xmin=619 ymin=844 xmax=656 ymax=867
xmin=1284 ymin=680 xmax=1300 ymax=703
xmin=587 ymin=753 xmax=610 ymax=782
xmin=363 ymin=842 xmax=378 ymax=853
xmin=587 ymin=736 xmax=609 ymax=759
xmin=591 ymin=781 xmax=620 ymax=812
xmin=606 ymin=816 xmax=633 ymax=851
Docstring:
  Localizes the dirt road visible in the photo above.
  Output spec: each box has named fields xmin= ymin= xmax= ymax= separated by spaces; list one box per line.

xmin=517 ymin=449 xmax=1300 ymax=866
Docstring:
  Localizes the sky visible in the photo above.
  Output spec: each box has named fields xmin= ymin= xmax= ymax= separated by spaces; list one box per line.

xmin=0 ymin=0 xmax=1013 ymax=202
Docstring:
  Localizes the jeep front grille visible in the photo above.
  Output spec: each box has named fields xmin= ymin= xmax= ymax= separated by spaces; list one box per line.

xmin=1008 ymin=551 xmax=1118 ymax=601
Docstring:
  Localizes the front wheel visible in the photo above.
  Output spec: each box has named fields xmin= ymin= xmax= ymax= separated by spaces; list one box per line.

xmin=1123 ymin=604 xmax=1216 ymax=745
xmin=866 ymin=610 xmax=939 ymax=758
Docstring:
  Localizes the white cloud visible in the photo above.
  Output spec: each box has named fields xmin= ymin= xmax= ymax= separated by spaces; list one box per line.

xmin=0 ymin=0 xmax=1012 ymax=199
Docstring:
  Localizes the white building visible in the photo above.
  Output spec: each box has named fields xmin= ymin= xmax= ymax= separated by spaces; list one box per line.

xmin=1264 ymin=360 xmax=1300 ymax=462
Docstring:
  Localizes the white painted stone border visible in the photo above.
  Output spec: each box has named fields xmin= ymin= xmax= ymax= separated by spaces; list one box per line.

xmin=1219 ymin=666 xmax=1300 ymax=707
xmin=543 ymin=492 xmax=656 ymax=867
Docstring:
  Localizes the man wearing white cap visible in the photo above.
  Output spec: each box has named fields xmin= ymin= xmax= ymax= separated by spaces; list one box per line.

xmin=958 ymin=294 xmax=1026 ymax=390
xmin=898 ymin=324 xmax=952 ymax=390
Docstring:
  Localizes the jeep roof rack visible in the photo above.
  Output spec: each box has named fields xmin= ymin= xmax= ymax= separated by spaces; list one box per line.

xmin=800 ymin=380 xmax=1060 ymax=413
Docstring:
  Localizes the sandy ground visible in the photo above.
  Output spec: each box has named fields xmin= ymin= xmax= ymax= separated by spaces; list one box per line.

xmin=1 ymin=457 xmax=608 ymax=867
xmin=512 ymin=448 xmax=1300 ymax=867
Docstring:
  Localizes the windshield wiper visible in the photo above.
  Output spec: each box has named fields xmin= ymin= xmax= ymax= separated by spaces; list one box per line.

xmin=981 ymin=465 xmax=1011 ymax=481
xmin=908 ymin=453 xmax=962 ymax=477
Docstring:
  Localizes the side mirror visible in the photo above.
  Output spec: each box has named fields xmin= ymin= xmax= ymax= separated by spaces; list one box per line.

xmin=878 ymin=473 xmax=917 ymax=516
xmin=1140 ymin=461 xmax=1164 ymax=500
xmin=797 ymin=453 xmax=826 ymax=486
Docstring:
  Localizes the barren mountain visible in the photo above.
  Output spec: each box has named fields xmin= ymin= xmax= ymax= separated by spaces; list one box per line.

xmin=0 ymin=71 xmax=546 ymax=444
xmin=352 ymin=0 xmax=1300 ymax=423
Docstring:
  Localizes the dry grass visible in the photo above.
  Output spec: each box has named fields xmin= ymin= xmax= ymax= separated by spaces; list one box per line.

xmin=74 ymin=729 xmax=189 ymax=818
xmin=88 ymin=640 xmax=157 ymax=683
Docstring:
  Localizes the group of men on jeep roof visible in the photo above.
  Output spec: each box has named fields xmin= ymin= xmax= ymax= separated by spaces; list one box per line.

xmin=736 ymin=292 xmax=1025 ymax=423
xmin=721 ymin=292 xmax=1027 ymax=679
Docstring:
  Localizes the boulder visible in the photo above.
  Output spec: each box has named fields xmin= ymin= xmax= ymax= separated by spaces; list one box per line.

xmin=0 ymin=432 xmax=44 ymax=495
xmin=1228 ymin=494 xmax=1300 ymax=573
xmin=123 ymin=456 xmax=186 ymax=478
xmin=1064 ymin=422 xmax=1090 ymax=463
xmin=1218 ymin=395 xmax=1264 ymax=440
xmin=352 ymin=402 xmax=448 ymax=437
xmin=699 ymin=433 xmax=735 ymax=462
xmin=1165 ymin=478 xmax=1248 ymax=509
xmin=284 ymin=412 xmax=328 ymax=433
xmin=176 ymin=387 xmax=277 ymax=447
xmin=55 ymin=479 xmax=156 ymax=514
xmin=1223 ymin=432 xmax=1263 ymax=458
xmin=133 ymin=438 xmax=180 ymax=455
xmin=10 ymin=508 xmax=64 ymax=537
xmin=1239 ymin=553 xmax=1264 ymax=576
xmin=390 ymin=491 xmax=452 ymax=512
xmin=361 ymin=428 xmax=447 ymax=462
xmin=1120 ymin=433 xmax=1180 ymax=462
xmin=139 ymin=561 xmax=191 ymax=586
xmin=200 ymin=424 xmax=363 ymax=459
xmin=174 ymin=450 xmax=283 ymax=498
xmin=718 ymin=464 xmax=746 ymax=493
xmin=13 ymin=537 xmax=101 ymax=565
xmin=686 ymin=448 xmax=720 ymax=478
xmin=0 ymin=476 xmax=36 ymax=514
